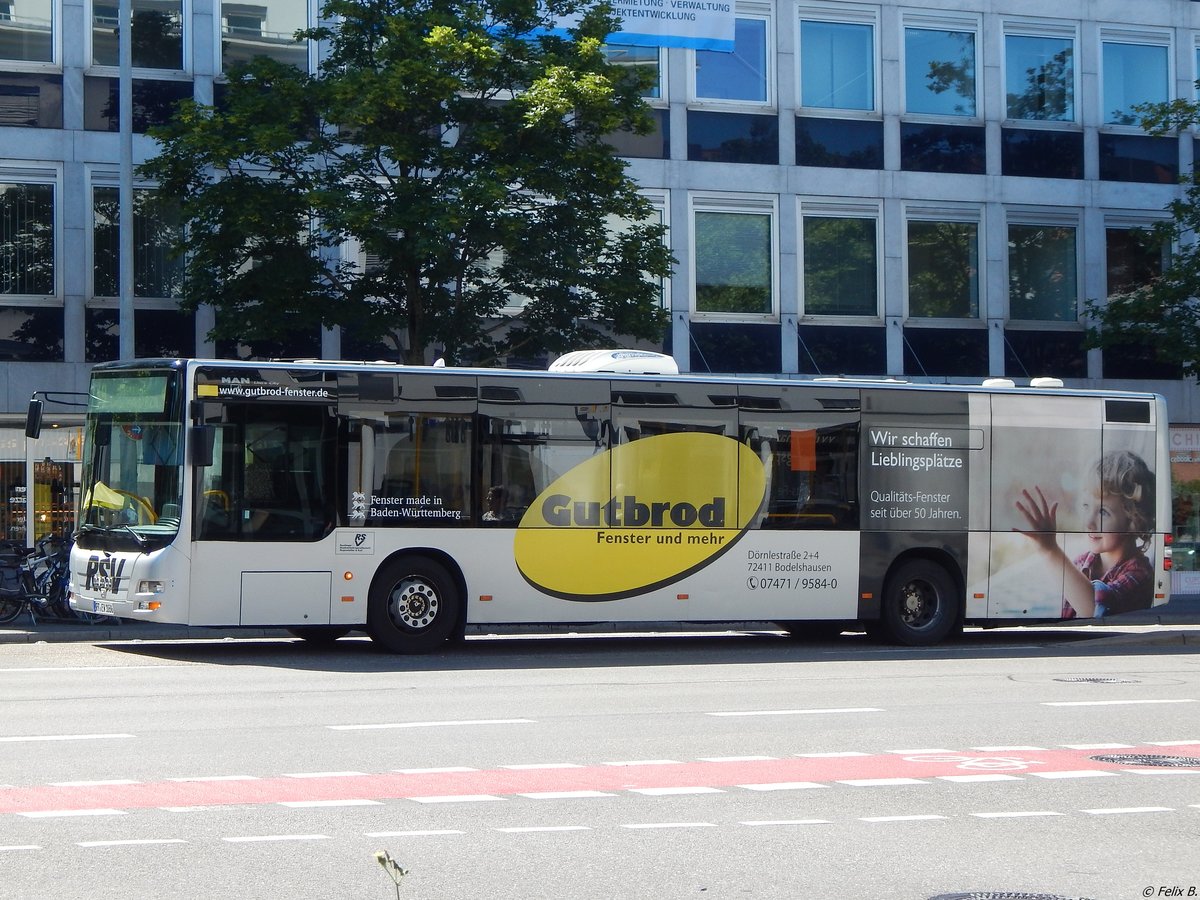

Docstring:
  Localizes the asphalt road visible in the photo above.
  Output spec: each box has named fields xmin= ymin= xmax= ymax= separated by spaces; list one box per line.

xmin=0 ymin=629 xmax=1198 ymax=900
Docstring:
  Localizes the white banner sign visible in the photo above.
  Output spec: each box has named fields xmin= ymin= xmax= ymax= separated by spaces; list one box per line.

xmin=543 ymin=0 xmax=735 ymax=51
xmin=609 ymin=0 xmax=734 ymax=50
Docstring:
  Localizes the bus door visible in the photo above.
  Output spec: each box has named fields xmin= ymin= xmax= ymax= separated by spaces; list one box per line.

xmin=984 ymin=394 xmax=1106 ymax=619
xmin=191 ymin=367 xmax=338 ymax=625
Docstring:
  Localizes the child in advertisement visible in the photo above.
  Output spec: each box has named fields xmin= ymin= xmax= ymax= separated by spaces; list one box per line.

xmin=1015 ymin=450 xmax=1155 ymax=619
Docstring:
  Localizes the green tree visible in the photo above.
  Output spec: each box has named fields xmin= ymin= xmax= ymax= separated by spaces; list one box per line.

xmin=1085 ymin=98 xmax=1200 ymax=377
xmin=141 ymin=0 xmax=671 ymax=364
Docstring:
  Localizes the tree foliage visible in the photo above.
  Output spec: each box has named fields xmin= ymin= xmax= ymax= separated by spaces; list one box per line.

xmin=1085 ymin=98 xmax=1200 ymax=378
xmin=141 ymin=0 xmax=672 ymax=364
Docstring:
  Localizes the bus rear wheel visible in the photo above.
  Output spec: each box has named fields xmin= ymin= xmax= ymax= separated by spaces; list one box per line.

xmin=368 ymin=556 xmax=461 ymax=654
xmin=879 ymin=560 xmax=959 ymax=646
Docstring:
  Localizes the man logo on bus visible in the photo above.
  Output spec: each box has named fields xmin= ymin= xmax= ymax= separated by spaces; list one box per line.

xmin=514 ymin=432 xmax=766 ymax=602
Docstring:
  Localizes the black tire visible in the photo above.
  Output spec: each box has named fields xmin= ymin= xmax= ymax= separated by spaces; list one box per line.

xmin=0 ymin=595 xmax=23 ymax=625
xmin=878 ymin=559 xmax=960 ymax=646
xmin=287 ymin=626 xmax=353 ymax=645
xmin=368 ymin=556 xmax=461 ymax=654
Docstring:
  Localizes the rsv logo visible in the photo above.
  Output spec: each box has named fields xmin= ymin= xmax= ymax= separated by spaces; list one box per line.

xmin=84 ymin=554 xmax=128 ymax=597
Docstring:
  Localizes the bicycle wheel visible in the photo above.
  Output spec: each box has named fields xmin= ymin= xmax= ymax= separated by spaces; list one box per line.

xmin=0 ymin=595 xmax=23 ymax=625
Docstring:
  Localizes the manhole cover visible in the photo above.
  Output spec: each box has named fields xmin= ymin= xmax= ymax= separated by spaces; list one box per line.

xmin=1090 ymin=753 xmax=1200 ymax=768
xmin=1053 ymin=676 xmax=1139 ymax=684
xmin=930 ymin=893 xmax=1095 ymax=900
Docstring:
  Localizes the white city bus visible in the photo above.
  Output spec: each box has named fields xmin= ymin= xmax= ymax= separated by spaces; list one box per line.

xmin=64 ymin=354 xmax=1172 ymax=651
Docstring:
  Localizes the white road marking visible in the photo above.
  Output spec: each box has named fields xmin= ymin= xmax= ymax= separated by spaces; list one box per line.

xmin=621 ymin=822 xmax=717 ymax=830
xmin=1147 ymin=740 xmax=1200 ymax=746
xmin=283 ymin=771 xmax=367 ymax=779
xmin=887 ymin=749 xmax=954 ymax=755
xmin=738 ymin=782 xmax=827 ymax=791
xmin=938 ymin=774 xmax=1024 ymax=783
xmin=1084 ymin=806 xmax=1174 ymax=815
xmin=0 ymin=734 xmax=134 ymax=743
xmin=0 ymin=845 xmax=41 ymax=852
xmin=1123 ymin=769 xmax=1200 ymax=776
xmin=517 ymin=791 xmax=615 ymax=800
xmin=861 ymin=815 xmax=948 ymax=822
xmin=365 ymin=830 xmax=465 ymax=837
xmin=19 ymin=809 xmax=126 ymax=818
xmin=329 ymin=719 xmax=533 ymax=730
xmin=708 ymin=708 xmax=881 ymax=717
xmin=838 ymin=778 xmax=929 ymax=787
xmin=629 ymin=787 xmax=724 ymax=796
xmin=970 ymin=746 xmax=1045 ymax=752
xmin=50 ymin=779 xmax=140 ymax=787
xmin=394 ymin=767 xmax=479 ymax=774
xmin=77 ymin=839 xmax=187 ymax=847
xmin=1060 ymin=743 xmax=1135 ymax=750
xmin=1030 ymin=770 xmax=1118 ymax=779
xmin=971 ymin=811 xmax=1063 ymax=818
xmin=168 ymin=775 xmax=258 ymax=782
xmin=495 ymin=826 xmax=590 ymax=833
xmin=278 ymin=799 xmax=382 ymax=808
xmin=500 ymin=763 xmax=584 ymax=770
xmin=602 ymin=760 xmax=680 ymax=767
xmin=1043 ymin=699 xmax=1196 ymax=707
xmin=410 ymin=795 xmax=502 ymax=804
xmin=794 ymin=751 xmax=870 ymax=758
xmin=224 ymin=834 xmax=329 ymax=843
xmin=698 ymin=756 xmax=777 ymax=762
xmin=740 ymin=819 xmax=831 ymax=826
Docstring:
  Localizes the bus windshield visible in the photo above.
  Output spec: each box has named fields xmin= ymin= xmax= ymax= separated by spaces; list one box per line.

xmin=76 ymin=369 xmax=184 ymax=551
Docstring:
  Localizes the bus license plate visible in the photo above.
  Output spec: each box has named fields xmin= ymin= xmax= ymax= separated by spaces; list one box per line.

xmin=93 ymin=600 xmax=115 ymax=615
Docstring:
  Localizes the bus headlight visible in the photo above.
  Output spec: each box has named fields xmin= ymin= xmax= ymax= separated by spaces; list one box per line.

xmin=138 ymin=580 xmax=165 ymax=595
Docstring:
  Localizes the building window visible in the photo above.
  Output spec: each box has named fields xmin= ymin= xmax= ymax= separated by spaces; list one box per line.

xmin=0 ymin=181 xmax=54 ymax=296
xmin=92 ymin=186 xmax=184 ymax=300
xmin=801 ymin=209 xmax=878 ymax=317
xmin=222 ymin=0 xmax=309 ymax=72
xmin=1008 ymin=222 xmax=1078 ymax=322
xmin=695 ymin=15 xmax=770 ymax=104
xmin=1005 ymin=30 xmax=1074 ymax=122
xmin=0 ymin=0 xmax=53 ymax=63
xmin=691 ymin=195 xmax=776 ymax=317
xmin=605 ymin=43 xmax=663 ymax=101
xmin=799 ymin=14 xmax=874 ymax=111
xmin=906 ymin=217 xmax=979 ymax=319
xmin=686 ymin=111 xmax=777 ymax=164
xmin=1102 ymin=38 xmax=1169 ymax=126
xmin=904 ymin=24 xmax=976 ymax=117
xmin=1106 ymin=226 xmax=1167 ymax=297
xmin=92 ymin=0 xmax=184 ymax=70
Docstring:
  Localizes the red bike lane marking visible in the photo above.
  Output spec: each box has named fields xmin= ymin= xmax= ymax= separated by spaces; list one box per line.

xmin=1 ymin=743 xmax=1196 ymax=815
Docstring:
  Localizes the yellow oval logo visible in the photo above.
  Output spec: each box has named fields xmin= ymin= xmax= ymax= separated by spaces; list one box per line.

xmin=514 ymin=432 xmax=767 ymax=601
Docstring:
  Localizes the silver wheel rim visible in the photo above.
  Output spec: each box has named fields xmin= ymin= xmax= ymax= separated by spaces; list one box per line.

xmin=388 ymin=576 xmax=440 ymax=631
xmin=899 ymin=578 xmax=938 ymax=629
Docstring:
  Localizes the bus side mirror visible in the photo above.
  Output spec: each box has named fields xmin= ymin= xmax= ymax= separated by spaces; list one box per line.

xmin=25 ymin=398 xmax=43 ymax=439
xmin=190 ymin=425 xmax=215 ymax=467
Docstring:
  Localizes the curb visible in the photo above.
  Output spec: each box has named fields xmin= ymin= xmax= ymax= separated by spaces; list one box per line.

xmin=0 ymin=624 xmax=291 ymax=644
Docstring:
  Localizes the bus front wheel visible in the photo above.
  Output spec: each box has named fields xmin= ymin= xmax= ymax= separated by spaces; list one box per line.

xmin=879 ymin=560 xmax=959 ymax=646
xmin=368 ymin=557 xmax=461 ymax=654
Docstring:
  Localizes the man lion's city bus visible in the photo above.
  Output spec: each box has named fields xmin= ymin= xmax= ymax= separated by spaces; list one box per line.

xmin=65 ymin=352 xmax=1172 ymax=651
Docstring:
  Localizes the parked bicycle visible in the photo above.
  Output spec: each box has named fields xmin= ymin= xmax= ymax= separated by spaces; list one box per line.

xmin=0 ymin=535 xmax=113 ymax=626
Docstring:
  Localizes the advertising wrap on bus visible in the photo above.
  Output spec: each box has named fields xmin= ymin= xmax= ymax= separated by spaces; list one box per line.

xmin=513 ymin=432 xmax=765 ymax=600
